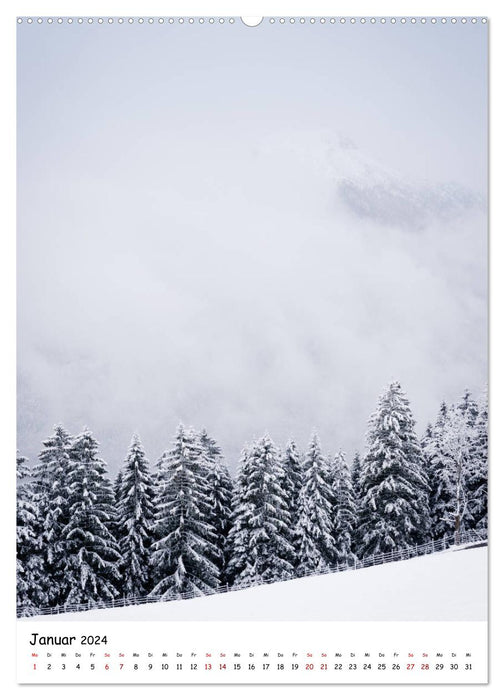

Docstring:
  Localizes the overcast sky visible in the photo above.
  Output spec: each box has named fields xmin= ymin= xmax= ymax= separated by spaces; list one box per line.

xmin=17 ymin=19 xmax=488 ymax=472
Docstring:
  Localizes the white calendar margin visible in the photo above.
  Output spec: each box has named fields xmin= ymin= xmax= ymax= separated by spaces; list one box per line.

xmin=2 ymin=0 xmax=499 ymax=698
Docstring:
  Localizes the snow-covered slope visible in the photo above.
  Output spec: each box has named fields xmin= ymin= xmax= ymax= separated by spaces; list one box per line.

xmin=40 ymin=546 xmax=487 ymax=622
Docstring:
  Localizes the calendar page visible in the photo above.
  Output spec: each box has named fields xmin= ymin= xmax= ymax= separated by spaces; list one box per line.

xmin=16 ymin=11 xmax=488 ymax=686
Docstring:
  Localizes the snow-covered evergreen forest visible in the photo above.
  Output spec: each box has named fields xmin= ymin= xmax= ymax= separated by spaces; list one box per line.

xmin=16 ymin=381 xmax=488 ymax=615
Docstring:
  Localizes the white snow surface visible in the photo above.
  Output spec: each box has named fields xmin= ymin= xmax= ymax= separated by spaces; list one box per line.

xmin=40 ymin=546 xmax=486 ymax=622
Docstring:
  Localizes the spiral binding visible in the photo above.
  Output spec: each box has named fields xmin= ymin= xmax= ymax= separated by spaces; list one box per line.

xmin=17 ymin=17 xmax=488 ymax=25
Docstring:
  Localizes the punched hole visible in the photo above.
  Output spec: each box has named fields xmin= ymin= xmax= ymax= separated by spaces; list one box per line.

xmin=241 ymin=16 xmax=263 ymax=27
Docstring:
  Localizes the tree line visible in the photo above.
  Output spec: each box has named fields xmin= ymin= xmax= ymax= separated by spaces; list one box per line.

xmin=16 ymin=381 xmax=487 ymax=613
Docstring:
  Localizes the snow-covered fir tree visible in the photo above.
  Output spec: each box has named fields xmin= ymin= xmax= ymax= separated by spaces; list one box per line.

xmin=457 ymin=389 xmax=482 ymax=530
xmin=199 ymin=428 xmax=233 ymax=584
xmin=227 ymin=434 xmax=294 ymax=586
xmin=467 ymin=390 xmax=488 ymax=531
xmin=280 ymin=439 xmax=304 ymax=565
xmin=226 ymin=443 xmax=252 ymax=585
xmin=16 ymin=452 xmax=46 ymax=611
xmin=34 ymin=425 xmax=73 ymax=606
xmin=423 ymin=402 xmax=453 ymax=539
xmin=294 ymin=432 xmax=337 ymax=575
xmin=426 ymin=395 xmax=480 ymax=542
xmin=110 ymin=467 xmax=124 ymax=544
xmin=148 ymin=449 xmax=168 ymax=559
xmin=151 ymin=450 xmax=168 ymax=494
xmin=62 ymin=430 xmax=121 ymax=604
xmin=356 ymin=382 xmax=431 ymax=557
xmin=420 ymin=420 xmax=435 ymax=531
xmin=457 ymin=389 xmax=480 ymax=429
xmin=116 ymin=434 xmax=156 ymax=598
xmin=455 ymin=388 xmax=487 ymax=531
xmin=330 ymin=450 xmax=357 ymax=567
xmin=113 ymin=468 xmax=124 ymax=503
xmin=351 ymin=452 xmax=362 ymax=499
xmin=421 ymin=422 xmax=434 ymax=457
xmin=150 ymin=424 xmax=220 ymax=598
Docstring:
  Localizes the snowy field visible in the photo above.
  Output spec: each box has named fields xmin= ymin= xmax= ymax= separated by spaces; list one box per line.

xmin=39 ymin=546 xmax=487 ymax=622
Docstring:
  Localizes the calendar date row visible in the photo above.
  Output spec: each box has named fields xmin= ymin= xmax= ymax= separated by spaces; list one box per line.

xmin=33 ymin=661 xmax=474 ymax=672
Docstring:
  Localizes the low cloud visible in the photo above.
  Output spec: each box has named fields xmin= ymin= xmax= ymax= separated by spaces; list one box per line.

xmin=338 ymin=175 xmax=485 ymax=232
xmin=17 ymin=132 xmax=487 ymax=472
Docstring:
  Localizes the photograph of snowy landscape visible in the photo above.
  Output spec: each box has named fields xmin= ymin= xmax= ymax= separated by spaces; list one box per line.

xmin=16 ymin=18 xmax=487 ymax=623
